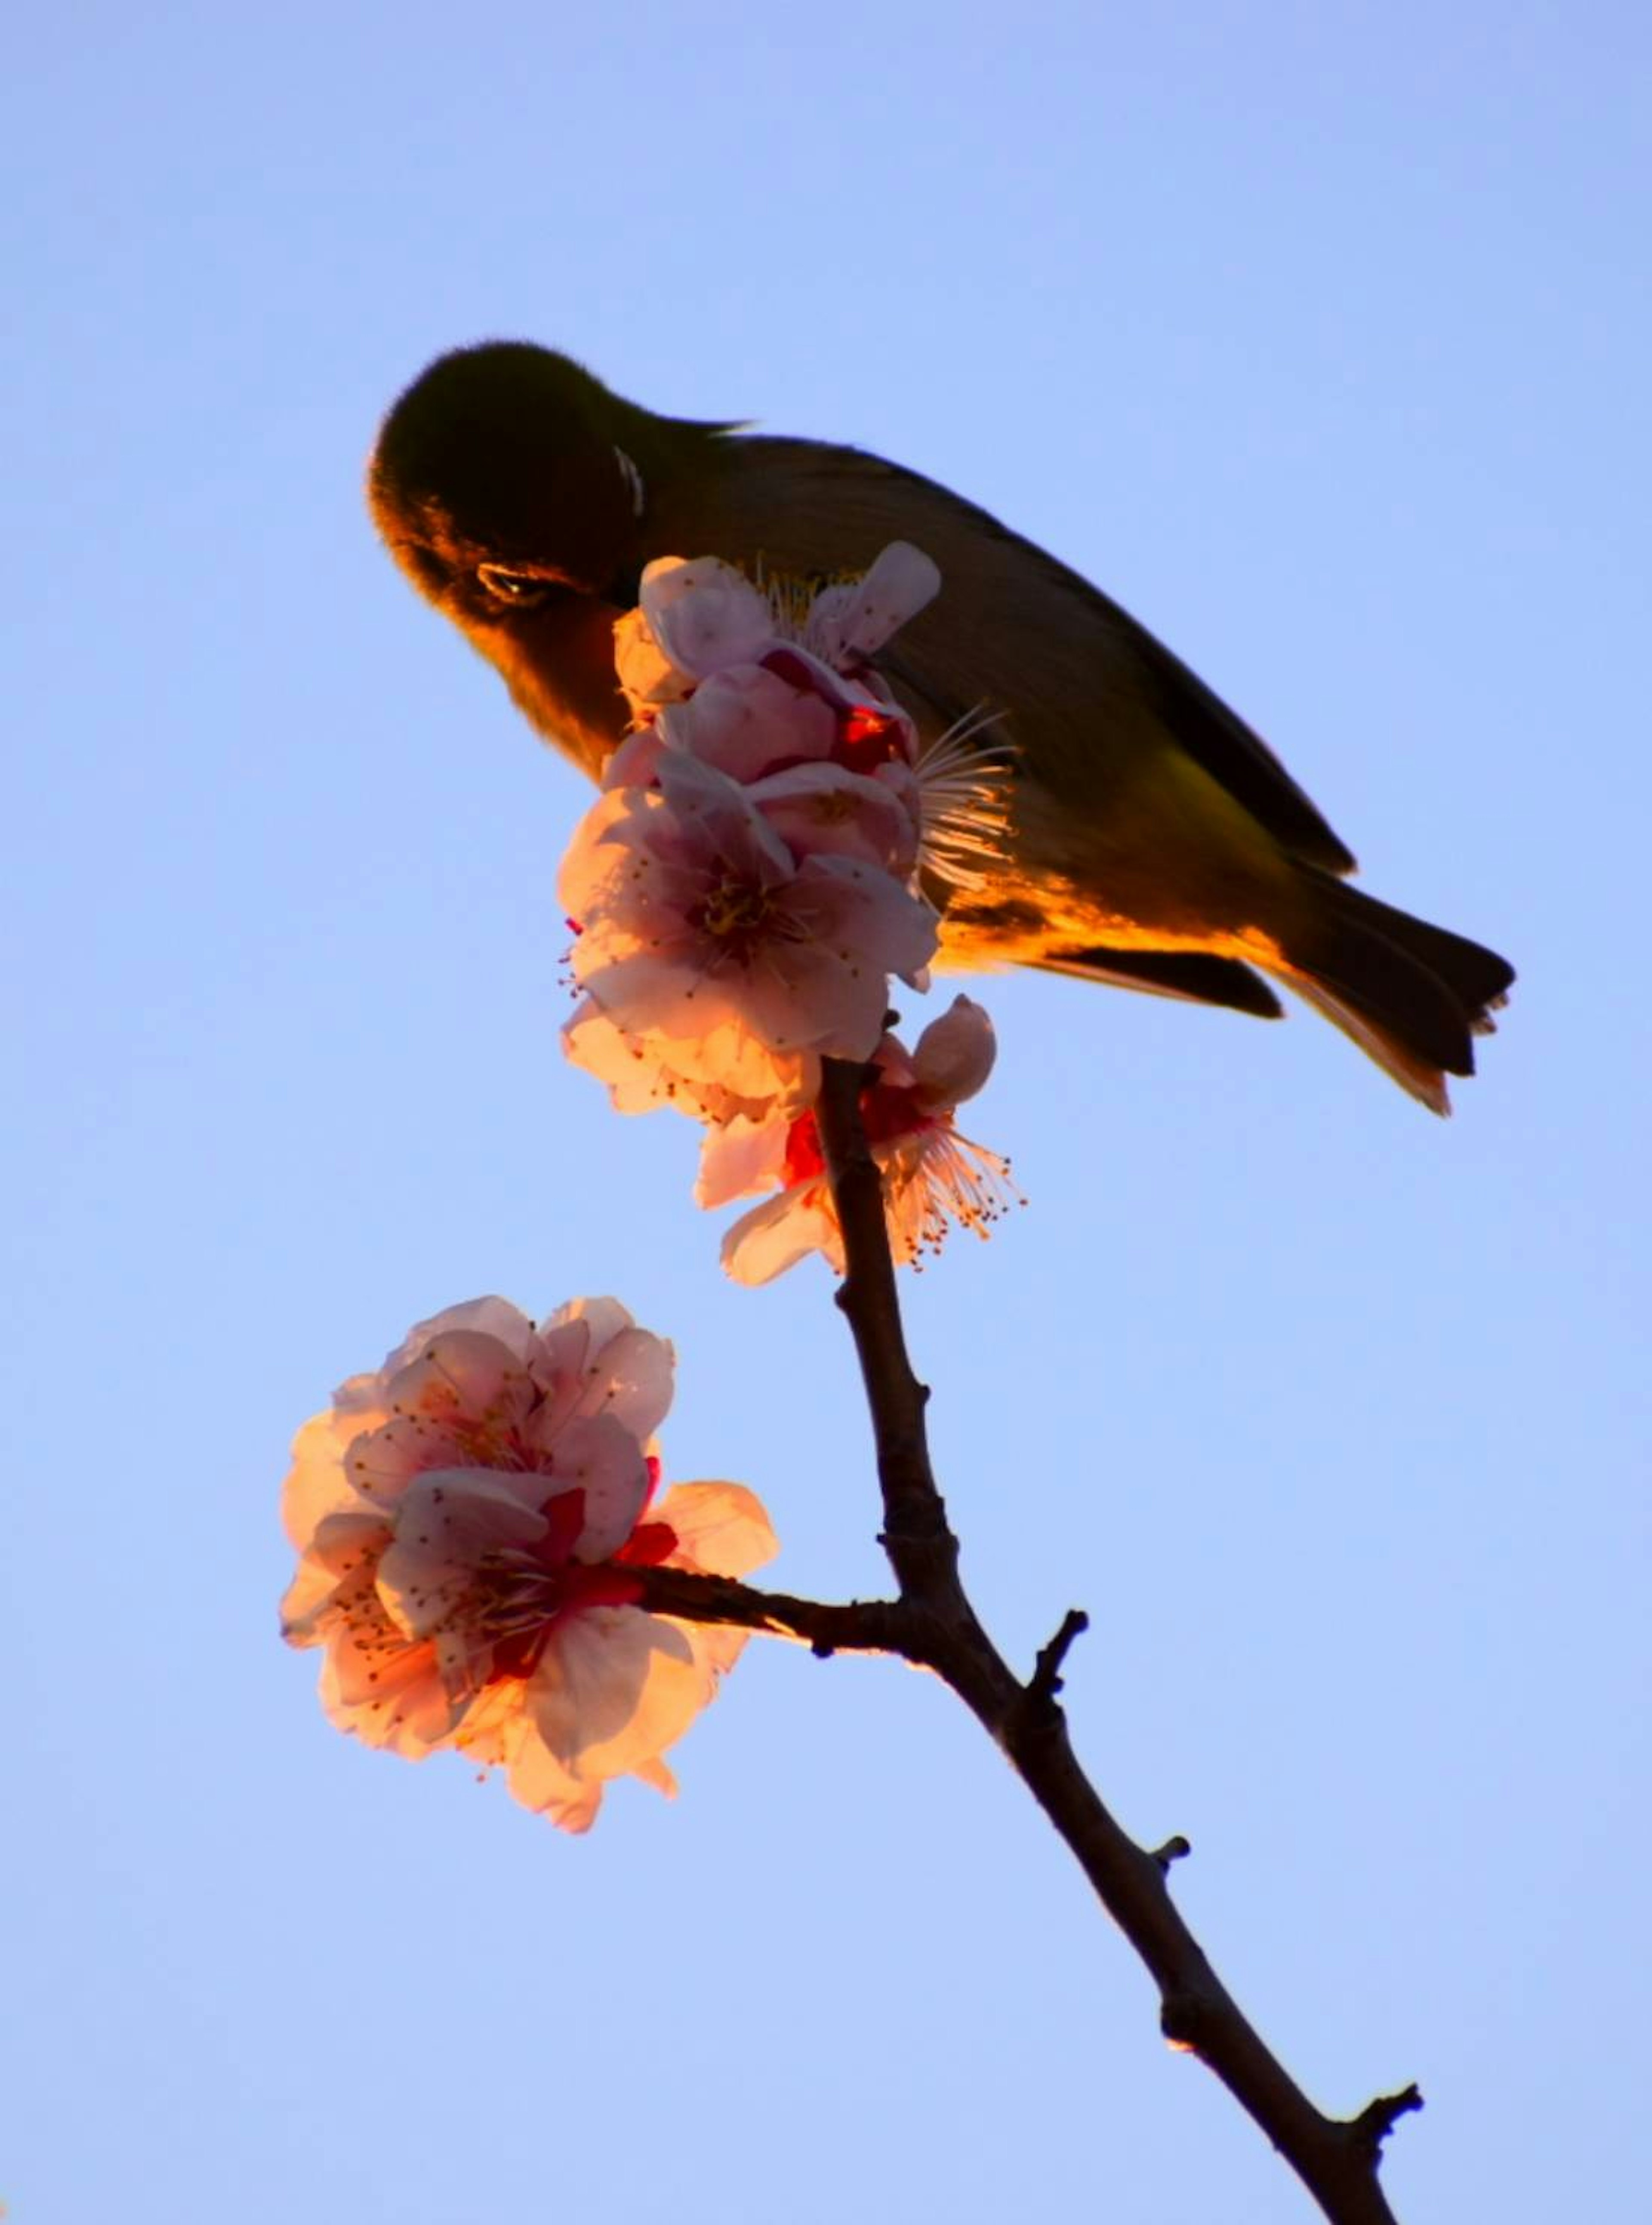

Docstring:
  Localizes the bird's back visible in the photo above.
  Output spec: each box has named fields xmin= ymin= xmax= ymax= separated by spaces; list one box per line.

xmin=644 ymin=428 xmax=1512 ymax=1105
xmin=658 ymin=432 xmax=1355 ymax=880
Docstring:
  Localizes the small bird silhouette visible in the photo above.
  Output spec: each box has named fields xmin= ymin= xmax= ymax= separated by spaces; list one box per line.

xmin=369 ymin=342 xmax=1512 ymax=1110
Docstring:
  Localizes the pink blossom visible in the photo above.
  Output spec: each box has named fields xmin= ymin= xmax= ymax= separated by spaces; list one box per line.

xmin=562 ymin=996 xmax=820 ymax=1125
xmin=745 ymin=762 xmax=920 ymax=877
xmin=611 ymin=549 xmax=931 ymax=784
xmin=561 ymin=753 xmax=938 ymax=1072
xmin=627 ymin=555 xmax=776 ymax=694
xmin=617 ymin=546 xmax=938 ymax=713
xmin=658 ymin=665 xmax=844 ymax=787
xmin=566 ymin=547 xmax=1017 ymax=1196
xmin=699 ymin=996 xmax=1020 ymax=1284
xmin=280 ymin=1297 xmax=777 ymax=1830
xmin=607 ymin=549 xmax=1011 ymax=894
xmin=602 ymin=663 xmax=849 ymax=796
xmin=793 ymin=541 xmax=942 ymax=669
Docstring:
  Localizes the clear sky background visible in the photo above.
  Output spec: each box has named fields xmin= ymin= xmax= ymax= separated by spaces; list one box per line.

xmin=5 ymin=5 xmax=1647 ymax=2221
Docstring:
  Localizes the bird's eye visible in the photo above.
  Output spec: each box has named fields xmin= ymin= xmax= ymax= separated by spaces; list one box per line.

xmin=476 ymin=564 xmax=555 ymax=609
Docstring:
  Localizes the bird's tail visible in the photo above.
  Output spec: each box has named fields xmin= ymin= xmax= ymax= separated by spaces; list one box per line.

xmin=1276 ymin=870 xmax=1514 ymax=1114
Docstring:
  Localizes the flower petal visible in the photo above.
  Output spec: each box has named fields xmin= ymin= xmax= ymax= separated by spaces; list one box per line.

xmin=659 ymin=665 xmax=838 ymax=784
xmin=720 ymin=1184 xmax=844 ymax=1284
xmin=501 ymin=1723 xmax=605 ymax=1831
xmin=805 ymin=543 xmax=942 ymax=663
xmin=746 ymin=761 xmax=920 ymax=875
xmin=837 ymin=542 xmax=943 ymax=654
xmin=281 ymin=1408 xmax=373 ymax=1546
xmin=539 ymin=1413 xmax=651 ymax=1560
xmin=655 ymin=1481 xmax=779 ymax=1580
xmin=641 ymin=555 xmax=774 ymax=678
xmin=383 ymin=1331 xmax=532 ymax=1431
xmin=613 ymin=603 xmax=692 ymax=715
xmin=529 ymin=1604 xmax=697 ymax=1770
xmin=565 ymin=1319 xmax=676 ymax=1441
xmin=378 ymin=1299 xmax=537 ymax=1379
xmin=374 ymin=1470 xmax=550 ymax=1641
xmin=694 ymin=1112 xmax=788 ymax=1210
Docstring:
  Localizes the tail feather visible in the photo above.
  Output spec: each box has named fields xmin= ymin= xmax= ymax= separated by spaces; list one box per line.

xmin=1285 ymin=976 xmax=1455 ymax=1114
xmin=1302 ymin=868 xmax=1516 ymax=1020
xmin=1280 ymin=872 xmax=1515 ymax=1114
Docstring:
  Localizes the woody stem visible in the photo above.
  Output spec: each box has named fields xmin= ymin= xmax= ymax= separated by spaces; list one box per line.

xmin=802 ymin=1053 xmax=1421 ymax=2225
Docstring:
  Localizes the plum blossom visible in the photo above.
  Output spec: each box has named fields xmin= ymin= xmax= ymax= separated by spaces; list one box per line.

xmin=558 ymin=546 xmax=1020 ymax=1285
xmin=613 ymin=544 xmax=940 ymax=724
xmin=561 ymin=752 xmax=937 ymax=1081
xmin=559 ymin=552 xmax=982 ymax=1130
xmin=280 ymin=1296 xmax=777 ymax=1831
xmin=606 ymin=662 xmax=842 ymax=793
xmin=745 ymin=761 xmax=920 ymax=878
xmin=563 ymin=995 xmax=820 ymax=1123
xmin=697 ymin=996 xmax=1021 ymax=1284
xmin=608 ymin=546 xmax=1012 ymax=891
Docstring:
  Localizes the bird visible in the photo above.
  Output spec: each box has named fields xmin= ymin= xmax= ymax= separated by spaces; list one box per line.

xmin=367 ymin=341 xmax=1513 ymax=1111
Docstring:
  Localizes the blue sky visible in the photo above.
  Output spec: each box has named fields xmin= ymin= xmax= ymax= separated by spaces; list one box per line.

xmin=5 ymin=5 xmax=1647 ymax=2220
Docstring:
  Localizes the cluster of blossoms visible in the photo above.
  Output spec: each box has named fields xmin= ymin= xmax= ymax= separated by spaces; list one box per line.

xmin=283 ymin=554 xmax=1020 ymax=1826
xmin=561 ymin=546 xmax=1018 ymax=1279
xmin=280 ymin=1296 xmax=776 ymax=1832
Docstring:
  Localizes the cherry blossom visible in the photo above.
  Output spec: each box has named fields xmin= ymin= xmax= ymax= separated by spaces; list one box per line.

xmin=557 ymin=546 xmax=1020 ymax=1281
xmin=607 ymin=663 xmax=842 ymax=792
xmin=793 ymin=541 xmax=944 ymax=670
xmin=698 ymin=996 xmax=1020 ymax=1284
xmin=280 ymin=1296 xmax=777 ymax=1830
xmin=561 ymin=752 xmax=937 ymax=1074
xmin=613 ymin=544 xmax=940 ymax=720
xmin=745 ymin=761 xmax=921 ymax=877
xmin=614 ymin=555 xmax=778 ymax=707
xmin=608 ymin=546 xmax=1012 ymax=891
xmin=562 ymin=995 xmax=820 ymax=1124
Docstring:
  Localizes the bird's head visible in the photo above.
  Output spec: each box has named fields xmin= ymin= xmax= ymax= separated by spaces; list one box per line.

xmin=368 ymin=343 xmax=738 ymax=771
xmin=367 ymin=342 xmax=660 ymax=623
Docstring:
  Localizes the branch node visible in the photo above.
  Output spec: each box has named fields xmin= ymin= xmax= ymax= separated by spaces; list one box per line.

xmin=1151 ymin=1833 xmax=1193 ymax=1873
xmin=1349 ymin=2082 xmax=1424 ymax=2156
xmin=1027 ymin=1608 xmax=1090 ymax=1708
xmin=1159 ymin=1989 xmax=1208 ymax=2055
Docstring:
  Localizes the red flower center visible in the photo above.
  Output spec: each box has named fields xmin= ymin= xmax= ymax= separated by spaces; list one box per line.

xmin=782 ymin=1081 xmax=932 ymax=1191
xmin=484 ymin=1486 xmax=680 ymax=1682
xmin=836 ymin=707 xmax=902 ymax=773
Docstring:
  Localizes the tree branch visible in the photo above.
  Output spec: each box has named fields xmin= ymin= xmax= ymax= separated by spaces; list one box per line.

xmin=813 ymin=1056 xmax=958 ymax=1601
xmin=630 ymin=1566 xmax=904 ymax=1660
xmin=807 ymin=1052 xmax=1422 ymax=2225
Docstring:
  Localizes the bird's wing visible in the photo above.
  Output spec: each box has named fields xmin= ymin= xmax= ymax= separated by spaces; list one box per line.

xmin=1033 ymin=948 xmax=1285 ymax=1017
xmin=695 ymin=435 xmax=1356 ymax=875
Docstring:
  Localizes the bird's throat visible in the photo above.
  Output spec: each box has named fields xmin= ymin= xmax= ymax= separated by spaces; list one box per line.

xmin=479 ymin=597 xmax=632 ymax=781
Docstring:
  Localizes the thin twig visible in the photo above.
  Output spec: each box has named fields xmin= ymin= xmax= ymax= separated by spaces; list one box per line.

xmin=808 ymin=1052 xmax=1421 ymax=2225
xmin=812 ymin=1057 xmax=958 ymax=1600
xmin=1351 ymin=2086 xmax=1426 ymax=2157
xmin=631 ymin=1567 xmax=904 ymax=1660
xmin=1027 ymin=1608 xmax=1090 ymax=1709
